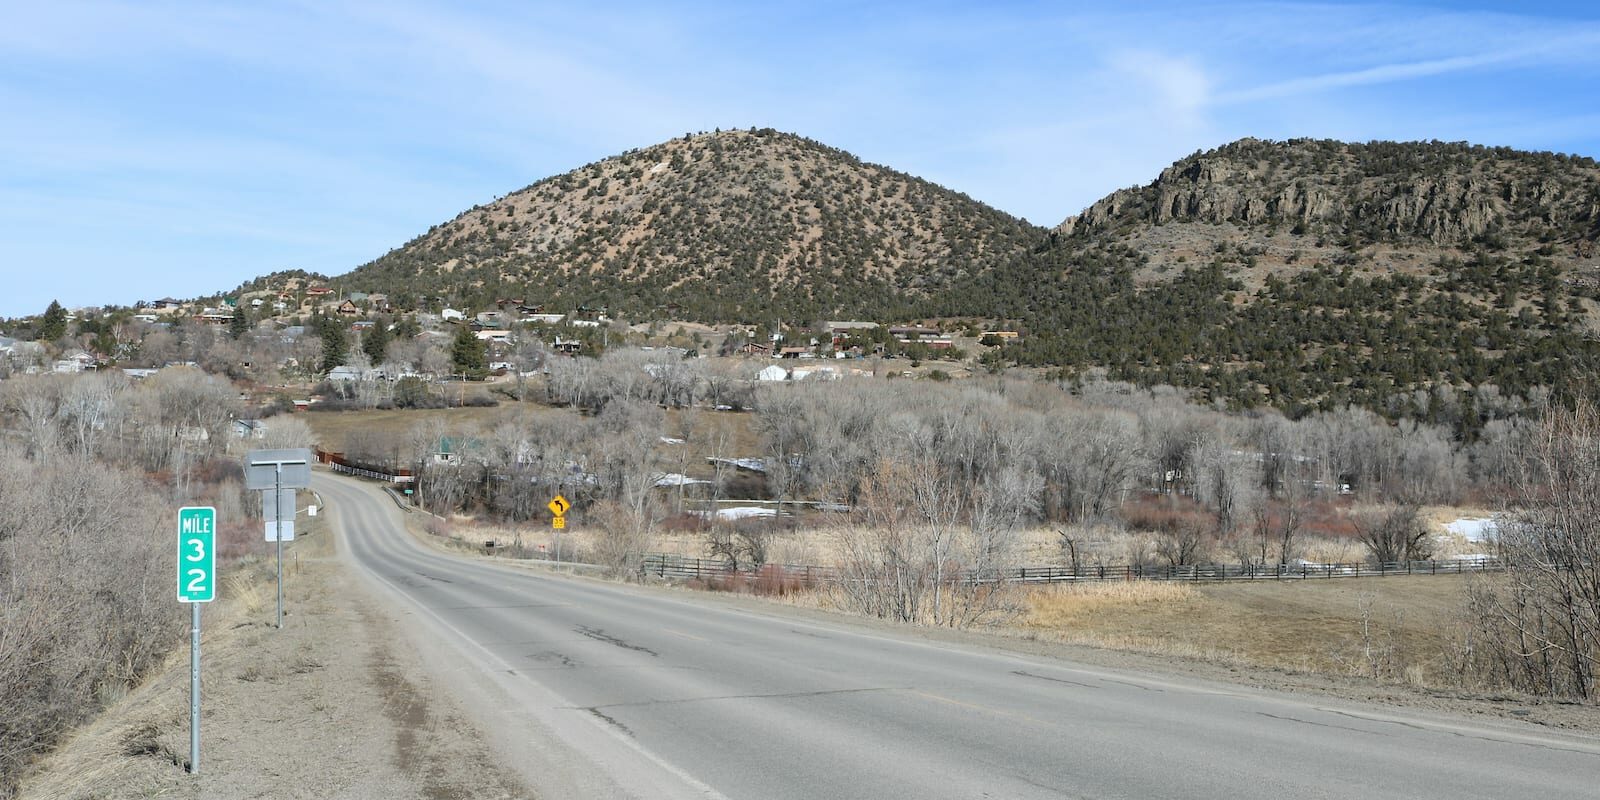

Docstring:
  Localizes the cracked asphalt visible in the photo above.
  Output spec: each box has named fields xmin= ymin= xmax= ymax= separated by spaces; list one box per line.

xmin=318 ymin=474 xmax=1600 ymax=800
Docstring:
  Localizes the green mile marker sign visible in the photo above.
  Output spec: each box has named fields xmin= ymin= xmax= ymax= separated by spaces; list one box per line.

xmin=177 ymin=506 xmax=216 ymax=603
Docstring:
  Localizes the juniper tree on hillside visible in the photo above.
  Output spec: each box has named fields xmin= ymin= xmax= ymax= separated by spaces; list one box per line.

xmin=362 ymin=319 xmax=391 ymax=365
xmin=450 ymin=324 xmax=487 ymax=379
xmin=318 ymin=315 xmax=348 ymax=374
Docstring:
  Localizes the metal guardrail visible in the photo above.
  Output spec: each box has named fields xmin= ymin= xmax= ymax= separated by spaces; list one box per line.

xmin=639 ymin=554 xmax=1505 ymax=585
xmin=316 ymin=448 xmax=414 ymax=483
xmin=328 ymin=460 xmax=415 ymax=483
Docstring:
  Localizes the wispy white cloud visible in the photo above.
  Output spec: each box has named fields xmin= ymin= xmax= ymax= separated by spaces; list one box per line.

xmin=1216 ymin=29 xmax=1600 ymax=105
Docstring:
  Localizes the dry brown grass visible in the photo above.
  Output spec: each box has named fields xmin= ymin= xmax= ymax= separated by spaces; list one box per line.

xmin=1026 ymin=581 xmax=1200 ymax=626
xmin=1015 ymin=574 xmax=1470 ymax=683
xmin=301 ymin=403 xmax=563 ymax=453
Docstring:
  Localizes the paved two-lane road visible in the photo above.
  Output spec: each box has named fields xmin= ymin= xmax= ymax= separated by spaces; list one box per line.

xmin=317 ymin=474 xmax=1600 ymax=799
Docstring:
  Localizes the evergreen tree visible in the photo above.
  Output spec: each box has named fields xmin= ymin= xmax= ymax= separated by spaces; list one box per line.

xmin=363 ymin=319 xmax=392 ymax=365
xmin=229 ymin=307 xmax=250 ymax=340
xmin=37 ymin=300 xmax=67 ymax=342
xmin=450 ymin=324 xmax=487 ymax=379
xmin=392 ymin=314 xmax=420 ymax=340
xmin=318 ymin=315 xmax=348 ymax=374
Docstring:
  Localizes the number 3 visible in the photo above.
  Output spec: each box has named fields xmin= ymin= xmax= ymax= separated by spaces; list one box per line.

xmin=186 ymin=539 xmax=205 ymax=562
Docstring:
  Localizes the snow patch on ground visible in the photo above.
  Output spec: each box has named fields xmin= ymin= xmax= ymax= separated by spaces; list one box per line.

xmin=653 ymin=473 xmax=710 ymax=487
xmin=691 ymin=506 xmax=779 ymax=520
xmin=1446 ymin=517 xmax=1498 ymax=543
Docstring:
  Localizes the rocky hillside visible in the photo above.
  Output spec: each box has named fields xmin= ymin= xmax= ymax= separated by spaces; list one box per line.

xmin=341 ymin=128 xmax=1041 ymax=322
xmin=1064 ymin=138 xmax=1600 ymax=244
xmin=966 ymin=139 xmax=1600 ymax=422
xmin=1058 ymin=139 xmax=1600 ymax=284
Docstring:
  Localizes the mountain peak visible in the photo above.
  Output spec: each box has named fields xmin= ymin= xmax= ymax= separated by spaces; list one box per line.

xmin=343 ymin=128 xmax=1040 ymax=322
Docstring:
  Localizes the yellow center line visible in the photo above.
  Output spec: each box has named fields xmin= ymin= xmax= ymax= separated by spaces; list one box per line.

xmin=665 ymin=628 xmax=709 ymax=642
xmin=909 ymin=690 xmax=1057 ymax=728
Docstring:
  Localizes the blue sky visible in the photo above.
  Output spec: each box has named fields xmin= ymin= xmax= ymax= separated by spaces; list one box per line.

xmin=3 ymin=0 xmax=1599 ymax=319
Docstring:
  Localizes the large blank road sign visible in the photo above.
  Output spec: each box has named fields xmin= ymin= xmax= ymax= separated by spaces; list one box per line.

xmin=245 ymin=448 xmax=313 ymax=490
xmin=262 ymin=488 xmax=296 ymax=541
xmin=177 ymin=506 xmax=217 ymax=603
xmin=262 ymin=483 xmax=297 ymax=521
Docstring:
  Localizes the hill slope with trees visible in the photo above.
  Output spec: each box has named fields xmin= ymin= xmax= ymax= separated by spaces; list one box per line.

xmin=328 ymin=132 xmax=1600 ymax=421
xmin=955 ymin=139 xmax=1600 ymax=421
xmin=339 ymin=128 xmax=1039 ymax=323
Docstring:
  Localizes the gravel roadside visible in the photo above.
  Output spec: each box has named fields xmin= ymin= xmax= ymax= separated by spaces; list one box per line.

xmin=17 ymin=514 xmax=532 ymax=800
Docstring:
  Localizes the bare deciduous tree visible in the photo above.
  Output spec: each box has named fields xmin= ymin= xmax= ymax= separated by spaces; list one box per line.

xmin=1350 ymin=505 xmax=1432 ymax=564
xmin=1466 ymin=400 xmax=1600 ymax=698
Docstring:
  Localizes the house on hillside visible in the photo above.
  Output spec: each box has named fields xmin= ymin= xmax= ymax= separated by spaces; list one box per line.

xmin=326 ymin=365 xmax=363 ymax=382
xmin=889 ymin=326 xmax=939 ymax=341
xmin=440 ymin=308 xmax=465 ymax=322
xmin=53 ymin=349 xmax=96 ymax=373
xmin=475 ymin=329 xmax=512 ymax=344
xmin=828 ymin=321 xmax=879 ymax=348
xmin=233 ymin=419 xmax=268 ymax=440
xmin=571 ymin=305 xmax=609 ymax=322
xmin=336 ymin=300 xmax=360 ymax=317
xmin=434 ymin=436 xmax=485 ymax=465
xmin=791 ymin=367 xmax=840 ymax=381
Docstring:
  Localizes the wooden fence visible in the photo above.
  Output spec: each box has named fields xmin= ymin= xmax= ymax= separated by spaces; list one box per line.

xmin=639 ymin=554 xmax=1504 ymax=585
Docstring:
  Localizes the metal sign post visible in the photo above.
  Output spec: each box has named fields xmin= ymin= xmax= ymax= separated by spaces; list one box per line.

xmin=246 ymin=449 xmax=311 ymax=630
xmin=177 ymin=506 xmax=216 ymax=775
xmin=549 ymin=495 xmax=570 ymax=561
xmin=274 ymin=465 xmax=283 ymax=628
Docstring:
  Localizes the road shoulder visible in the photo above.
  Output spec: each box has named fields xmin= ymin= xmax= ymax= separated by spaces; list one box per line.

xmin=17 ymin=515 xmax=533 ymax=800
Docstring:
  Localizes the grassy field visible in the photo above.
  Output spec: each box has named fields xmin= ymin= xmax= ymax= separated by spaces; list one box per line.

xmin=1017 ymin=574 xmax=1472 ymax=685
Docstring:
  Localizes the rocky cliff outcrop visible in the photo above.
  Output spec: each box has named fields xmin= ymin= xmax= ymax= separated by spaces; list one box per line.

xmin=1061 ymin=139 xmax=1600 ymax=250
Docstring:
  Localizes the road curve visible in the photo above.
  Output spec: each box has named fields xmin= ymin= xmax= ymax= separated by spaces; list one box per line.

xmin=316 ymin=473 xmax=1600 ymax=800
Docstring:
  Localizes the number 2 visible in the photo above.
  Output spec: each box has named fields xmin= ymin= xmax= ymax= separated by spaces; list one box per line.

xmin=186 ymin=568 xmax=207 ymax=594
